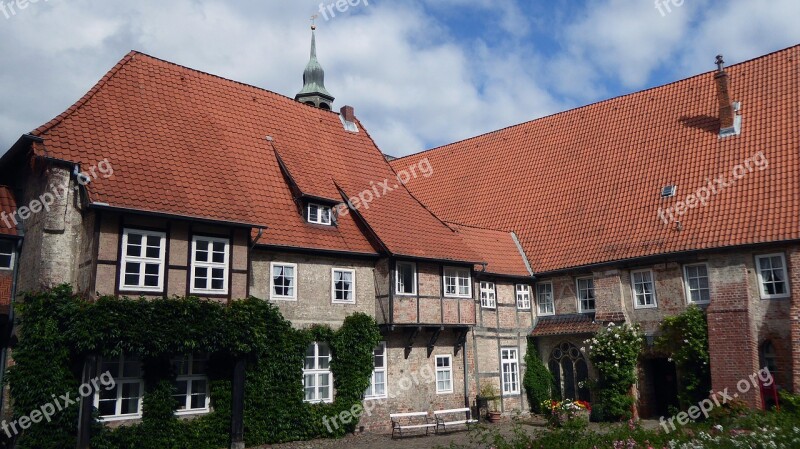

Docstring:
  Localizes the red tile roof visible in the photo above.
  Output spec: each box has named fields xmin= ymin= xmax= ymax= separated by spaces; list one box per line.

xmin=531 ymin=314 xmax=601 ymax=337
xmin=393 ymin=45 xmax=800 ymax=273
xmin=448 ymin=223 xmax=531 ymax=277
xmin=25 ymin=52 xmax=480 ymax=264
xmin=0 ymin=187 xmax=18 ymax=237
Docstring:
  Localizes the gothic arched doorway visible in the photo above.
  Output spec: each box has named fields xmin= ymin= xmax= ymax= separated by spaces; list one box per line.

xmin=548 ymin=342 xmax=591 ymax=401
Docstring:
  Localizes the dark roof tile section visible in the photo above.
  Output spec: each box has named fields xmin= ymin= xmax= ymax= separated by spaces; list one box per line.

xmin=531 ymin=314 xmax=601 ymax=337
xmin=28 ymin=52 xmax=479 ymax=263
xmin=393 ymin=45 xmax=800 ymax=273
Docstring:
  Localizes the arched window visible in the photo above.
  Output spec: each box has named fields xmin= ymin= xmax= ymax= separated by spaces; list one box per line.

xmin=549 ymin=342 xmax=590 ymax=402
xmin=760 ymin=341 xmax=777 ymax=375
xmin=319 ymin=102 xmax=331 ymax=110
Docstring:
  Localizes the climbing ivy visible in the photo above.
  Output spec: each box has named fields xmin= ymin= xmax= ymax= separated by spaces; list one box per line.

xmin=655 ymin=306 xmax=711 ymax=410
xmin=7 ymin=285 xmax=381 ymax=449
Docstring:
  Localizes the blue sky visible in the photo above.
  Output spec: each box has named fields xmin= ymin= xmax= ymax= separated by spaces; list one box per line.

xmin=0 ymin=0 xmax=798 ymax=156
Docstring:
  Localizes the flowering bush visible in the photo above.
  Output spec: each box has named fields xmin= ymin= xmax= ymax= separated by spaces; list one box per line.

xmin=541 ymin=399 xmax=591 ymax=428
xmin=583 ymin=322 xmax=644 ymax=422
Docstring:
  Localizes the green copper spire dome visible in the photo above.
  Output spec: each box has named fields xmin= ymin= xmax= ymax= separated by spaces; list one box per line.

xmin=295 ymin=27 xmax=334 ymax=110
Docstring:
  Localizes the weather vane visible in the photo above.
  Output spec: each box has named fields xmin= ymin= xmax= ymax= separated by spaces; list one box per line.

xmin=311 ymin=14 xmax=318 ymax=30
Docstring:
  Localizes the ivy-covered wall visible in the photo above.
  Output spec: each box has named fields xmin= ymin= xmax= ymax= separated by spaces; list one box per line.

xmin=6 ymin=285 xmax=381 ymax=449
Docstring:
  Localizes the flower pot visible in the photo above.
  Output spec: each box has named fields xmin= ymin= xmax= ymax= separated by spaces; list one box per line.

xmin=487 ymin=411 xmax=502 ymax=423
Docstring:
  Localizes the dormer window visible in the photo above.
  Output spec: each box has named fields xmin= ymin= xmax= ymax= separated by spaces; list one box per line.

xmin=307 ymin=203 xmax=332 ymax=225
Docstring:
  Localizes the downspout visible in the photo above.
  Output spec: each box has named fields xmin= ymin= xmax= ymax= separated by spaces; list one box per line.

xmin=462 ymin=334 xmax=469 ymax=409
xmin=0 ymin=238 xmax=23 ymax=412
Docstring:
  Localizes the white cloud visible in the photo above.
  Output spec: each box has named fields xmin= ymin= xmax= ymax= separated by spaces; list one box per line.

xmin=0 ymin=0 xmax=797 ymax=157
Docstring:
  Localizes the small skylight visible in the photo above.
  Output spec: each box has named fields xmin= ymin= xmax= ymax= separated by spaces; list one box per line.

xmin=661 ymin=185 xmax=677 ymax=198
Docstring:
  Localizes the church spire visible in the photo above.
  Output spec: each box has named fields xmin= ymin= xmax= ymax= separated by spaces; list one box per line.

xmin=295 ymin=22 xmax=334 ymax=110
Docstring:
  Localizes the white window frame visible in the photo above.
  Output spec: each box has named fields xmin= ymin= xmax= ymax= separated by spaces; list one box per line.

xmin=515 ymin=284 xmax=531 ymax=310
xmin=190 ymin=236 xmax=230 ymax=295
xmin=683 ymin=263 xmax=711 ymax=304
xmin=172 ymin=353 xmax=211 ymax=416
xmin=576 ymin=277 xmax=596 ymax=313
xmin=0 ymin=240 xmax=14 ymax=271
xmin=755 ymin=253 xmax=791 ymax=299
xmin=443 ymin=266 xmax=472 ymax=298
xmin=307 ymin=203 xmax=332 ymax=225
xmin=435 ymin=355 xmax=453 ymax=394
xmin=364 ymin=342 xmax=388 ymax=400
xmin=94 ymin=354 xmax=144 ymax=421
xmin=631 ymin=269 xmax=658 ymax=309
xmin=480 ymin=281 xmax=497 ymax=309
xmin=303 ymin=342 xmax=333 ymax=403
xmin=395 ymin=261 xmax=417 ymax=296
xmin=536 ymin=282 xmax=555 ymax=316
xmin=331 ymin=268 xmax=356 ymax=304
xmin=119 ymin=228 xmax=167 ymax=293
xmin=270 ymin=262 xmax=298 ymax=301
xmin=501 ymin=348 xmax=520 ymax=394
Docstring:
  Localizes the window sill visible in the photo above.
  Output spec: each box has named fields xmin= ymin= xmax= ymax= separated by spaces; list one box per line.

xmin=634 ymin=304 xmax=658 ymax=310
xmin=332 ymin=300 xmax=357 ymax=305
xmin=270 ymin=296 xmax=298 ymax=302
xmin=190 ymin=289 xmax=229 ymax=296
xmin=98 ymin=414 xmax=142 ymax=423
xmin=364 ymin=395 xmax=388 ymax=401
xmin=120 ymin=287 xmax=164 ymax=294
xmin=176 ymin=408 xmax=210 ymax=417
xmin=436 ymin=390 xmax=454 ymax=395
xmin=395 ymin=292 xmax=417 ymax=297
xmin=760 ymin=294 xmax=791 ymax=300
xmin=537 ymin=311 xmax=554 ymax=316
xmin=445 ymin=295 xmax=472 ymax=299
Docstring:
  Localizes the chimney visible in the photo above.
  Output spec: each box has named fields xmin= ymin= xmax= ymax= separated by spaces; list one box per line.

xmin=340 ymin=105 xmax=355 ymax=123
xmin=714 ymin=55 xmax=741 ymax=136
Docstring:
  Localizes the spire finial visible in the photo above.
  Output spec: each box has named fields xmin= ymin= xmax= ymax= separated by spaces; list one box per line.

xmin=715 ymin=55 xmax=725 ymax=72
xmin=310 ymin=14 xmax=317 ymax=30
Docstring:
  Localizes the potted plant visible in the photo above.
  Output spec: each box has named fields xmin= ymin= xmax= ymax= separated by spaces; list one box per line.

xmin=479 ymin=381 xmax=502 ymax=423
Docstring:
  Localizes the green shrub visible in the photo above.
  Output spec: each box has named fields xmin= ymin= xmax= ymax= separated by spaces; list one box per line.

xmin=522 ymin=338 xmax=552 ymax=414
xmin=584 ymin=323 xmax=643 ymax=422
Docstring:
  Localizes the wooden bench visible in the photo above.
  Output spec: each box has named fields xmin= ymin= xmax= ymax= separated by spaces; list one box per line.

xmin=390 ymin=412 xmax=435 ymax=439
xmin=434 ymin=408 xmax=478 ymax=434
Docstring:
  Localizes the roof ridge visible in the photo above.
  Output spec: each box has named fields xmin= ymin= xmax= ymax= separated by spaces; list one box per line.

xmin=446 ymin=221 xmax=512 ymax=234
xmin=395 ymin=43 xmax=800 ymax=162
xmin=130 ymin=50 xmax=342 ymax=116
xmin=32 ymin=51 xmax=137 ymax=138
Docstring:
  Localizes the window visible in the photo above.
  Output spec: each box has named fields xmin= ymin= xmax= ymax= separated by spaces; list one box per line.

xmin=444 ymin=267 xmax=471 ymax=298
xmin=516 ymin=284 xmax=532 ymax=310
xmin=303 ymin=342 xmax=332 ymax=403
xmin=756 ymin=254 xmax=790 ymax=299
xmin=549 ymin=342 xmax=591 ymax=402
xmin=760 ymin=341 xmax=777 ymax=375
xmin=684 ymin=264 xmax=710 ymax=304
xmin=120 ymin=229 xmax=166 ymax=292
xmin=661 ymin=185 xmax=677 ymax=198
xmin=480 ymin=281 xmax=496 ymax=309
xmin=172 ymin=353 xmax=210 ymax=415
xmin=364 ymin=342 xmax=387 ymax=399
xmin=501 ymin=348 xmax=520 ymax=394
xmin=435 ymin=355 xmax=453 ymax=394
xmin=307 ymin=203 xmax=332 ymax=225
xmin=395 ymin=261 xmax=417 ymax=295
xmin=536 ymin=282 xmax=554 ymax=315
xmin=576 ymin=277 xmax=595 ymax=312
xmin=631 ymin=270 xmax=657 ymax=309
xmin=332 ymin=268 xmax=355 ymax=303
xmin=0 ymin=240 xmax=13 ymax=270
xmin=95 ymin=354 xmax=144 ymax=420
xmin=190 ymin=236 xmax=229 ymax=295
xmin=270 ymin=262 xmax=297 ymax=300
